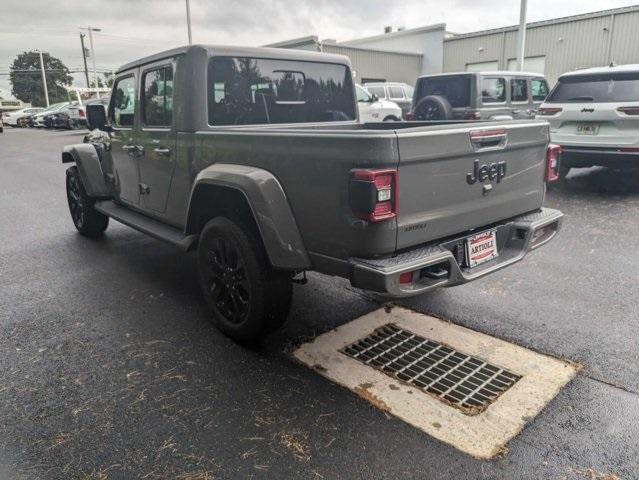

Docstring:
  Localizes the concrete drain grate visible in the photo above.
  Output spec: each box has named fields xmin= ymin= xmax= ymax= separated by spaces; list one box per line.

xmin=341 ymin=323 xmax=521 ymax=414
xmin=294 ymin=306 xmax=578 ymax=458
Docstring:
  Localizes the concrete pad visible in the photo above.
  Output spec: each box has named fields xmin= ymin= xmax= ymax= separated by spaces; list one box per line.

xmin=294 ymin=306 xmax=578 ymax=459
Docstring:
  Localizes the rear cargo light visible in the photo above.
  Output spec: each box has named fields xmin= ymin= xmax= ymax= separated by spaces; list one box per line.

xmin=79 ymin=109 xmax=85 ymax=117
xmin=617 ymin=106 xmax=639 ymax=115
xmin=405 ymin=111 xmax=415 ymax=121
xmin=464 ymin=110 xmax=481 ymax=120
xmin=537 ymin=107 xmax=562 ymax=116
xmin=350 ymin=168 xmax=398 ymax=222
xmin=546 ymin=144 xmax=562 ymax=182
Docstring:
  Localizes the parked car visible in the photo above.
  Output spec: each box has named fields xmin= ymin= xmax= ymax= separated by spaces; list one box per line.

xmin=364 ymin=82 xmax=414 ymax=118
xmin=408 ymin=71 xmax=550 ymax=121
xmin=356 ymin=84 xmax=402 ymax=122
xmin=2 ymin=107 xmax=45 ymax=127
xmin=31 ymin=103 xmax=69 ymax=128
xmin=537 ymin=64 xmax=639 ymax=179
xmin=51 ymin=103 xmax=88 ymax=129
xmin=62 ymin=45 xmax=562 ymax=342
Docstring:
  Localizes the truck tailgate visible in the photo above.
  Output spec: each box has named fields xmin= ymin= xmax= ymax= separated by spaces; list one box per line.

xmin=396 ymin=121 xmax=549 ymax=250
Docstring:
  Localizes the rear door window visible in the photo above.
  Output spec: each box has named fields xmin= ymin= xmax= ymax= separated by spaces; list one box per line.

xmin=415 ymin=75 xmax=471 ymax=108
xmin=531 ymin=78 xmax=549 ymax=102
xmin=481 ymin=77 xmax=506 ymax=103
xmin=546 ymin=72 xmax=639 ymax=103
xmin=388 ymin=86 xmax=404 ymax=99
xmin=142 ymin=66 xmax=173 ymax=127
xmin=110 ymin=75 xmax=136 ymax=127
xmin=511 ymin=79 xmax=528 ymax=102
xmin=208 ymin=57 xmax=356 ymax=125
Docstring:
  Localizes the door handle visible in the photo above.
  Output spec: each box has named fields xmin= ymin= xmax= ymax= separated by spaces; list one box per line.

xmin=153 ymin=148 xmax=172 ymax=156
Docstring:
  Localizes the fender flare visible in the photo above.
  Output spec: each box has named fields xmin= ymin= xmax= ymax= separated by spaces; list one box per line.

xmin=61 ymin=144 xmax=110 ymax=197
xmin=187 ymin=164 xmax=311 ymax=270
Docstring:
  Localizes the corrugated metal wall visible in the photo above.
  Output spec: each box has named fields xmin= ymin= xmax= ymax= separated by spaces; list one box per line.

xmin=322 ymin=44 xmax=422 ymax=85
xmin=443 ymin=8 xmax=639 ymax=86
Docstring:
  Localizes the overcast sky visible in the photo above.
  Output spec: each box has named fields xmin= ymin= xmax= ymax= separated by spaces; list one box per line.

xmin=1 ymin=0 xmax=638 ymax=99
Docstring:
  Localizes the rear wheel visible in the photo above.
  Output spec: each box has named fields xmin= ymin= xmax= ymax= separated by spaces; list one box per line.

xmin=383 ymin=115 xmax=400 ymax=122
xmin=414 ymin=95 xmax=453 ymax=120
xmin=66 ymin=166 xmax=109 ymax=237
xmin=197 ymin=217 xmax=292 ymax=343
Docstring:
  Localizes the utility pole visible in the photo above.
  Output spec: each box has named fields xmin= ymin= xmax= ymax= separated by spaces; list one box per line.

xmin=38 ymin=50 xmax=50 ymax=107
xmin=185 ymin=0 xmax=192 ymax=44
xmin=81 ymin=26 xmax=102 ymax=97
xmin=516 ymin=0 xmax=528 ymax=71
xmin=79 ymin=33 xmax=90 ymax=88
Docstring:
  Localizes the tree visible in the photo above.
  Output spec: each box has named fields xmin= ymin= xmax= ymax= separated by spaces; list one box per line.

xmin=90 ymin=71 xmax=114 ymax=89
xmin=9 ymin=51 xmax=72 ymax=106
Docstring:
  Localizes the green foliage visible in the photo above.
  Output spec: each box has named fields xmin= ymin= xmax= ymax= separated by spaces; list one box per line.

xmin=10 ymin=51 xmax=72 ymax=107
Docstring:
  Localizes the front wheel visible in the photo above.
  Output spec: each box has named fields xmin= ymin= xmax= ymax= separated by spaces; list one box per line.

xmin=66 ymin=166 xmax=109 ymax=237
xmin=197 ymin=217 xmax=292 ymax=343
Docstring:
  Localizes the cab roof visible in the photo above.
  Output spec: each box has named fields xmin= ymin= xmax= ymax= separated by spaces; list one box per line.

xmin=116 ymin=44 xmax=352 ymax=74
xmin=418 ymin=71 xmax=545 ymax=79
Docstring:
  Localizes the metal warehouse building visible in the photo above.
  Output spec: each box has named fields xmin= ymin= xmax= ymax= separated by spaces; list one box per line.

xmin=269 ymin=5 xmax=639 ymax=87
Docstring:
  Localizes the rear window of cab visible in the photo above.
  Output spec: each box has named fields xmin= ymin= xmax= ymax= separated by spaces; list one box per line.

xmin=207 ymin=56 xmax=356 ymax=126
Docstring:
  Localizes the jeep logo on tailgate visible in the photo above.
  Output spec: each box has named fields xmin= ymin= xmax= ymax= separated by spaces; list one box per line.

xmin=466 ymin=159 xmax=507 ymax=185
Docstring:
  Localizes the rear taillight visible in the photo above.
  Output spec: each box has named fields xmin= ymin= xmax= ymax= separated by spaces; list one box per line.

xmin=464 ymin=110 xmax=481 ymax=120
xmin=350 ymin=168 xmax=398 ymax=222
xmin=537 ymin=107 xmax=562 ymax=116
xmin=79 ymin=109 xmax=85 ymax=117
xmin=405 ymin=111 xmax=415 ymax=121
xmin=617 ymin=106 xmax=639 ymax=115
xmin=546 ymin=144 xmax=562 ymax=182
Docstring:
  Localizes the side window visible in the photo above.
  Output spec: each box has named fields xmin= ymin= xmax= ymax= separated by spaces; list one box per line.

xmin=531 ymin=79 xmax=549 ymax=102
xmin=142 ymin=66 xmax=173 ymax=127
xmin=111 ymin=75 xmax=136 ymax=127
xmin=366 ymin=86 xmax=385 ymax=99
xmin=481 ymin=77 xmax=506 ymax=103
xmin=511 ymin=79 xmax=528 ymax=102
xmin=388 ymin=86 xmax=404 ymax=99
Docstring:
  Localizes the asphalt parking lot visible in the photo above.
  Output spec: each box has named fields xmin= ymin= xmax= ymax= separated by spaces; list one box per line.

xmin=1 ymin=127 xmax=638 ymax=479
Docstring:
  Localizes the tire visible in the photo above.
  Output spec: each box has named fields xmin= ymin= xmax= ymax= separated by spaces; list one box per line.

xmin=65 ymin=166 xmax=109 ymax=237
xmin=197 ymin=217 xmax=292 ymax=343
xmin=413 ymin=95 xmax=453 ymax=120
xmin=558 ymin=163 xmax=571 ymax=182
xmin=382 ymin=115 xmax=400 ymax=122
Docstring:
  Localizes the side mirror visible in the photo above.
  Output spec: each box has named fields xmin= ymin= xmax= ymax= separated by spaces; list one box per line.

xmin=370 ymin=94 xmax=379 ymax=103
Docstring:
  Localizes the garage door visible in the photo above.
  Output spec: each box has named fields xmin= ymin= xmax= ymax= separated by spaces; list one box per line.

xmin=507 ymin=56 xmax=546 ymax=74
xmin=465 ymin=61 xmax=499 ymax=72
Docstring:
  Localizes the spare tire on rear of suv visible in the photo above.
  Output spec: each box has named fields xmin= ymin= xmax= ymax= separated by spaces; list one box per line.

xmin=414 ymin=95 xmax=453 ymax=120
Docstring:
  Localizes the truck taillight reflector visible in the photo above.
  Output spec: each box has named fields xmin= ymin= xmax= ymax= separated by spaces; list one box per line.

xmin=537 ymin=107 xmax=562 ymax=116
xmin=546 ymin=144 xmax=562 ymax=182
xmin=79 ymin=109 xmax=85 ymax=117
xmin=350 ymin=169 xmax=398 ymax=222
xmin=617 ymin=106 xmax=639 ymax=115
xmin=405 ymin=112 xmax=415 ymax=120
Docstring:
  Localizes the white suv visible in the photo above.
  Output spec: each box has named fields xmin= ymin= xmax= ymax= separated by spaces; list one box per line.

xmin=355 ymin=85 xmax=402 ymax=122
xmin=537 ymin=64 xmax=639 ymax=178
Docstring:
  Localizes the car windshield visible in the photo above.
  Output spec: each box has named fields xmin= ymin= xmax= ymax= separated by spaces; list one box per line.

xmin=547 ymin=72 xmax=639 ymax=103
xmin=415 ymin=75 xmax=471 ymax=108
xmin=356 ymin=85 xmax=372 ymax=102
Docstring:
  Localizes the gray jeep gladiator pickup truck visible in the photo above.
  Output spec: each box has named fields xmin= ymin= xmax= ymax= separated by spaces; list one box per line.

xmin=62 ymin=45 xmax=563 ymax=342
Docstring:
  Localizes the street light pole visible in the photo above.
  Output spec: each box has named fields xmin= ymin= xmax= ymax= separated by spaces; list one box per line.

xmin=38 ymin=50 xmax=50 ymax=107
xmin=185 ymin=0 xmax=193 ymax=44
xmin=516 ymin=0 xmax=528 ymax=71
xmin=82 ymin=26 xmax=102 ymax=98
xmin=79 ymin=33 xmax=90 ymax=88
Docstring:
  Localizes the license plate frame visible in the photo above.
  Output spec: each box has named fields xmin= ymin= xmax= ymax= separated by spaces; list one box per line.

xmin=465 ymin=229 xmax=499 ymax=268
xmin=576 ymin=123 xmax=600 ymax=135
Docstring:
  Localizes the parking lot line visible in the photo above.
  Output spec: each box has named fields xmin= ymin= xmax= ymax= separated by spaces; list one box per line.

xmin=294 ymin=306 xmax=578 ymax=459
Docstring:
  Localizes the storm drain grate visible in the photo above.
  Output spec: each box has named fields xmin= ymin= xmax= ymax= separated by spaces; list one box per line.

xmin=341 ymin=323 xmax=521 ymax=414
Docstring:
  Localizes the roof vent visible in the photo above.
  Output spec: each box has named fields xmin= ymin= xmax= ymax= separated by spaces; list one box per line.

xmin=384 ymin=26 xmax=392 ymax=34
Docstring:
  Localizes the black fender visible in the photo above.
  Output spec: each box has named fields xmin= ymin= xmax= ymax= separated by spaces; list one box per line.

xmin=187 ymin=164 xmax=310 ymax=270
xmin=61 ymin=144 xmax=110 ymax=197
